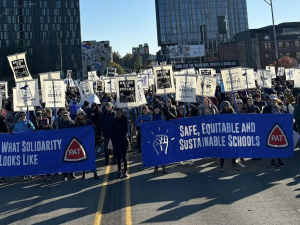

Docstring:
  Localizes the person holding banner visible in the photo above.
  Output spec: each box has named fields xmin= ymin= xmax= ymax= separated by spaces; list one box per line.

xmin=99 ymin=102 xmax=115 ymax=165
xmin=151 ymin=105 xmax=167 ymax=175
xmin=199 ymin=97 xmax=219 ymax=116
xmin=175 ymin=104 xmax=190 ymax=119
xmin=282 ymin=96 xmax=294 ymax=114
xmin=135 ymin=106 xmax=152 ymax=152
xmin=5 ymin=102 xmax=17 ymax=132
xmin=75 ymin=108 xmax=99 ymax=180
xmin=112 ymin=108 xmax=129 ymax=178
xmin=262 ymin=94 xmax=285 ymax=168
xmin=254 ymin=94 xmax=267 ymax=112
xmin=13 ymin=112 xmax=35 ymax=133
xmin=164 ymin=98 xmax=177 ymax=121
xmin=33 ymin=111 xmax=44 ymax=130
xmin=243 ymin=98 xmax=260 ymax=114
xmin=219 ymin=101 xmax=240 ymax=172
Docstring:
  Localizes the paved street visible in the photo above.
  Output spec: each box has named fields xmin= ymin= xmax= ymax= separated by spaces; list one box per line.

xmin=1 ymin=146 xmax=300 ymax=225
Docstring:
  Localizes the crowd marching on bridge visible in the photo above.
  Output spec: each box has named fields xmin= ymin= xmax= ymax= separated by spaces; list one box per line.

xmin=0 ymin=68 xmax=300 ymax=183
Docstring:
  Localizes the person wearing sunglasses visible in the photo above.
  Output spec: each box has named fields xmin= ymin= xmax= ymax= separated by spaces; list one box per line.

xmin=13 ymin=112 xmax=35 ymax=133
xmin=75 ymin=108 xmax=99 ymax=180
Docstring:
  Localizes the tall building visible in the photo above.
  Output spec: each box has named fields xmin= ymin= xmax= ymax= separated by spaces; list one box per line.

xmin=155 ymin=0 xmax=249 ymax=62
xmin=132 ymin=43 xmax=149 ymax=65
xmin=0 ymin=0 xmax=82 ymax=82
xmin=82 ymin=40 xmax=112 ymax=75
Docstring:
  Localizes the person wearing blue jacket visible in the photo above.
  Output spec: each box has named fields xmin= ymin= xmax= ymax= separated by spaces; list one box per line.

xmin=135 ymin=105 xmax=152 ymax=151
xmin=13 ymin=112 xmax=35 ymax=133
xmin=151 ymin=105 xmax=167 ymax=175
xmin=99 ymin=102 xmax=115 ymax=165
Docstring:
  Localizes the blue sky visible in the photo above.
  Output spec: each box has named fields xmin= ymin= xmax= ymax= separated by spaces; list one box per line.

xmin=80 ymin=0 xmax=299 ymax=57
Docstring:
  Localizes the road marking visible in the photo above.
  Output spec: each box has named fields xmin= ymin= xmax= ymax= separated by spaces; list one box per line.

xmin=237 ymin=162 xmax=246 ymax=168
xmin=94 ymin=158 xmax=111 ymax=225
xmin=125 ymin=155 xmax=132 ymax=225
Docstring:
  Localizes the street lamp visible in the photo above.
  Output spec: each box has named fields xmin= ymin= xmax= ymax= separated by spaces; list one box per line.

xmin=263 ymin=0 xmax=279 ymax=70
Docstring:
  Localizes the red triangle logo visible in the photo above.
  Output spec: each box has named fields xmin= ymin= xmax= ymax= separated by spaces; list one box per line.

xmin=267 ymin=124 xmax=288 ymax=148
xmin=64 ymin=137 xmax=88 ymax=162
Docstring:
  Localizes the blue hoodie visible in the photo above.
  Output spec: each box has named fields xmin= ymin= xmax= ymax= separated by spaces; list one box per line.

xmin=135 ymin=113 xmax=152 ymax=127
xmin=13 ymin=120 xmax=35 ymax=133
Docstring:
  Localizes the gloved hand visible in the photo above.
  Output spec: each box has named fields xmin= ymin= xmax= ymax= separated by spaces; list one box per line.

xmin=27 ymin=123 xmax=31 ymax=128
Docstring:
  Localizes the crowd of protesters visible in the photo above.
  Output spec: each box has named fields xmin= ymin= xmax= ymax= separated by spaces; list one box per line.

xmin=0 ymin=76 xmax=299 ymax=183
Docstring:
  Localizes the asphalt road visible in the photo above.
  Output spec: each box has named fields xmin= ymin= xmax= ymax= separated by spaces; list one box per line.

xmin=1 ymin=146 xmax=300 ymax=225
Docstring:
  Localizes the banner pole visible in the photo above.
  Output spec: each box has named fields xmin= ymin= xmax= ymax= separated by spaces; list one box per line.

xmin=184 ymin=102 xmax=186 ymax=118
xmin=245 ymin=69 xmax=249 ymax=95
xmin=127 ymin=108 xmax=130 ymax=137
xmin=200 ymin=96 xmax=204 ymax=115
xmin=229 ymin=71 xmax=238 ymax=113
xmin=27 ymin=106 xmax=29 ymax=122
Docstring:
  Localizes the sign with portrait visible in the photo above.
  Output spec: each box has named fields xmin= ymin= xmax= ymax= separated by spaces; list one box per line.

xmin=107 ymin=67 xmax=117 ymax=77
xmin=0 ymin=81 xmax=8 ymax=99
xmin=116 ymin=76 xmax=138 ymax=108
xmin=7 ymin=52 xmax=32 ymax=82
xmin=153 ymin=65 xmax=175 ymax=95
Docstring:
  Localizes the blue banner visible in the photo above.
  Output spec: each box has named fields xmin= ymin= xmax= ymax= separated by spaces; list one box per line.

xmin=141 ymin=114 xmax=294 ymax=167
xmin=0 ymin=126 xmax=96 ymax=177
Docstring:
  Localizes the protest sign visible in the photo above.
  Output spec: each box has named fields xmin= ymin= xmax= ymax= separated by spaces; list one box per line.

xmin=78 ymin=81 xmax=94 ymax=100
xmin=141 ymin=114 xmax=294 ymax=167
xmin=0 ymin=81 xmax=8 ymax=99
xmin=266 ymin=66 xmax=276 ymax=79
xmin=85 ymin=93 xmax=100 ymax=105
xmin=278 ymin=67 xmax=285 ymax=76
xmin=107 ymin=67 xmax=117 ymax=77
xmin=39 ymin=71 xmax=61 ymax=101
xmin=256 ymin=69 xmax=272 ymax=89
xmin=116 ymin=75 xmax=139 ymax=108
xmin=95 ymin=81 xmax=104 ymax=92
xmin=104 ymin=78 xmax=117 ymax=93
xmin=66 ymin=70 xmax=72 ymax=78
xmin=175 ymin=75 xmax=197 ymax=103
xmin=12 ymin=89 xmax=35 ymax=112
xmin=285 ymin=68 xmax=295 ymax=81
xmin=197 ymin=68 xmax=215 ymax=76
xmin=294 ymin=69 xmax=300 ymax=88
xmin=196 ymin=76 xmax=217 ymax=97
xmin=44 ymin=80 xmax=66 ymax=108
xmin=137 ymin=80 xmax=147 ymax=106
xmin=243 ymin=69 xmax=256 ymax=89
xmin=153 ymin=65 xmax=175 ymax=95
xmin=0 ymin=126 xmax=96 ymax=177
xmin=88 ymin=71 xmax=99 ymax=81
xmin=221 ymin=67 xmax=245 ymax=92
xmin=137 ymin=74 xmax=149 ymax=89
xmin=179 ymin=68 xmax=195 ymax=75
xmin=7 ymin=52 xmax=32 ymax=82
xmin=15 ymin=80 xmax=40 ymax=107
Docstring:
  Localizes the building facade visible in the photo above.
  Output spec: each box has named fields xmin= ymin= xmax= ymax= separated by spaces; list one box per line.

xmin=0 ymin=0 xmax=82 ymax=82
xmin=219 ymin=22 xmax=300 ymax=70
xmin=132 ymin=43 xmax=149 ymax=65
xmin=155 ymin=0 xmax=249 ymax=62
xmin=82 ymin=40 xmax=112 ymax=76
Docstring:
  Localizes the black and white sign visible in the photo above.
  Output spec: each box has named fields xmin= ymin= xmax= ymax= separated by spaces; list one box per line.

xmin=243 ymin=69 xmax=256 ymax=89
xmin=278 ymin=67 xmax=285 ymax=76
xmin=257 ymin=69 xmax=272 ymax=88
xmin=196 ymin=75 xmax=217 ymax=97
xmin=153 ymin=65 xmax=175 ymax=95
xmin=7 ymin=53 xmax=32 ymax=82
xmin=15 ymin=79 xmax=40 ymax=107
xmin=88 ymin=71 xmax=99 ymax=81
xmin=12 ymin=88 xmax=35 ymax=112
xmin=197 ymin=68 xmax=215 ymax=76
xmin=221 ymin=67 xmax=245 ymax=92
xmin=294 ymin=69 xmax=300 ymax=88
xmin=116 ymin=76 xmax=138 ymax=108
xmin=107 ymin=67 xmax=117 ymax=77
xmin=39 ymin=71 xmax=61 ymax=101
xmin=78 ymin=81 xmax=94 ymax=100
xmin=95 ymin=81 xmax=103 ymax=92
xmin=266 ymin=66 xmax=276 ymax=79
xmin=44 ymin=80 xmax=66 ymax=108
xmin=137 ymin=80 xmax=147 ymax=106
xmin=0 ymin=81 xmax=8 ymax=99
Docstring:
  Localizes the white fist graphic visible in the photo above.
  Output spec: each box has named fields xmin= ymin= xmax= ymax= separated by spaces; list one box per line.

xmin=153 ymin=135 xmax=169 ymax=155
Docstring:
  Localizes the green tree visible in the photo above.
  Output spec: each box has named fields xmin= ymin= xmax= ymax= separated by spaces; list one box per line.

xmin=134 ymin=55 xmax=142 ymax=73
xmin=113 ymin=51 xmax=121 ymax=65
xmin=122 ymin=53 xmax=134 ymax=69
xmin=109 ymin=62 xmax=124 ymax=75
xmin=145 ymin=58 xmax=154 ymax=66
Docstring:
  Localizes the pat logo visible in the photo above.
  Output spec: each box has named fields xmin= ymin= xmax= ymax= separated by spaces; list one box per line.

xmin=267 ymin=124 xmax=288 ymax=148
xmin=64 ymin=137 xmax=88 ymax=162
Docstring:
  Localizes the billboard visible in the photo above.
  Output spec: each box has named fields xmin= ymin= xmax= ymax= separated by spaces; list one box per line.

xmin=169 ymin=45 xmax=205 ymax=58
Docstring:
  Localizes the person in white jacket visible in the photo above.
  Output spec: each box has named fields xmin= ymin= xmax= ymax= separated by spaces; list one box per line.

xmin=282 ymin=96 xmax=294 ymax=114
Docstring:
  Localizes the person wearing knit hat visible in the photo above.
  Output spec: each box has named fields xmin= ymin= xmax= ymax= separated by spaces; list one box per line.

xmin=77 ymin=108 xmax=85 ymax=115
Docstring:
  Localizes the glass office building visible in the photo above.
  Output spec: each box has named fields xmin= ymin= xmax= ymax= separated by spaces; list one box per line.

xmin=155 ymin=0 xmax=249 ymax=60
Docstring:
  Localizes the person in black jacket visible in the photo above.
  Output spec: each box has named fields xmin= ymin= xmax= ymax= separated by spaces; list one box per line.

xmin=262 ymin=94 xmax=285 ymax=168
xmin=254 ymin=93 xmax=267 ymax=112
xmin=99 ymin=102 xmax=115 ymax=165
xmin=164 ymin=98 xmax=177 ymax=121
xmin=0 ymin=110 xmax=8 ymax=183
xmin=219 ymin=101 xmax=240 ymax=172
xmin=112 ymin=108 xmax=128 ymax=178
xmin=244 ymin=98 xmax=261 ymax=114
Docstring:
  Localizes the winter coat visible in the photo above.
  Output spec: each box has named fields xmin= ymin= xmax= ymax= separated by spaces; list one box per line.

xmin=88 ymin=109 xmax=101 ymax=131
xmin=58 ymin=118 xmax=75 ymax=129
xmin=285 ymin=94 xmax=295 ymax=104
xmin=13 ymin=120 xmax=35 ymax=133
xmin=6 ymin=111 xmax=17 ymax=131
xmin=99 ymin=111 xmax=115 ymax=138
xmin=0 ymin=116 xmax=9 ymax=133
xmin=294 ymin=104 xmax=300 ymax=132
xmin=151 ymin=114 xmax=166 ymax=122
xmin=254 ymin=100 xmax=267 ymax=112
xmin=164 ymin=106 xmax=177 ymax=121
xmin=243 ymin=105 xmax=261 ymax=114
xmin=111 ymin=116 xmax=128 ymax=152
xmin=283 ymin=104 xmax=294 ymax=114
xmin=135 ymin=113 xmax=152 ymax=127
xmin=262 ymin=105 xmax=282 ymax=114
xmin=221 ymin=107 xmax=235 ymax=114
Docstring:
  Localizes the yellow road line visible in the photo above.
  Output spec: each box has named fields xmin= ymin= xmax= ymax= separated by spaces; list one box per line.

xmin=94 ymin=159 xmax=111 ymax=225
xmin=125 ymin=155 xmax=132 ymax=225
